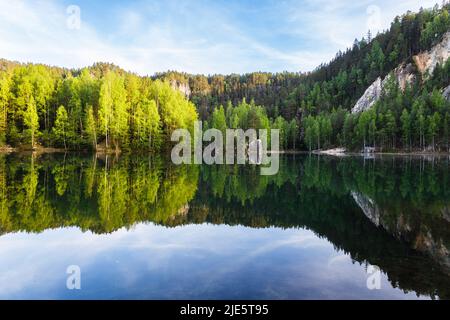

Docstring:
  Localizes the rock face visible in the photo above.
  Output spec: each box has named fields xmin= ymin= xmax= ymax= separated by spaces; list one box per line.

xmin=443 ymin=85 xmax=450 ymax=101
xmin=413 ymin=31 xmax=450 ymax=77
xmin=394 ymin=63 xmax=416 ymax=91
xmin=352 ymin=31 xmax=450 ymax=114
xmin=351 ymin=77 xmax=383 ymax=113
xmin=170 ymin=81 xmax=191 ymax=98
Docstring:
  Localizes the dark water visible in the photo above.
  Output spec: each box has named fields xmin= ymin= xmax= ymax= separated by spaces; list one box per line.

xmin=0 ymin=153 xmax=449 ymax=299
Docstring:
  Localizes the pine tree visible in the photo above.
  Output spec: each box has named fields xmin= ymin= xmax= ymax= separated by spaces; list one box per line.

xmin=400 ymin=109 xmax=411 ymax=150
xmin=427 ymin=112 xmax=441 ymax=151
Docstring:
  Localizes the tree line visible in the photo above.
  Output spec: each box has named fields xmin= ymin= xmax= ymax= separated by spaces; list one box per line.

xmin=206 ymin=99 xmax=299 ymax=150
xmin=0 ymin=62 xmax=198 ymax=151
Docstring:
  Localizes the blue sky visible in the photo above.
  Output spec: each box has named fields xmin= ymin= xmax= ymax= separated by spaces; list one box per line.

xmin=0 ymin=0 xmax=440 ymax=75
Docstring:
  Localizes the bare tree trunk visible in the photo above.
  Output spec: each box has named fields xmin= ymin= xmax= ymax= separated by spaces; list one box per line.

xmin=93 ymin=128 xmax=97 ymax=150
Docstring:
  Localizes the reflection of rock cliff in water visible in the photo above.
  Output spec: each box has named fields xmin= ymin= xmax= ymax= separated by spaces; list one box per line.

xmin=352 ymin=191 xmax=450 ymax=273
xmin=351 ymin=191 xmax=381 ymax=227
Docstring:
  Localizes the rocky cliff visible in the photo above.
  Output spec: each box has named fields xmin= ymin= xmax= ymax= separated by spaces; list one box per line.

xmin=444 ymin=85 xmax=450 ymax=101
xmin=352 ymin=31 xmax=450 ymax=114
xmin=351 ymin=78 xmax=383 ymax=113
xmin=413 ymin=31 xmax=450 ymax=77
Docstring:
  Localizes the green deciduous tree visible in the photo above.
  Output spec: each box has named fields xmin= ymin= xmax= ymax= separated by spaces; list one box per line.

xmin=53 ymin=105 xmax=69 ymax=149
xmin=23 ymin=96 xmax=39 ymax=148
xmin=98 ymin=71 xmax=129 ymax=150
xmin=84 ymin=105 xmax=97 ymax=150
xmin=0 ymin=73 xmax=10 ymax=145
xmin=211 ymin=105 xmax=227 ymax=134
xmin=288 ymin=119 xmax=299 ymax=150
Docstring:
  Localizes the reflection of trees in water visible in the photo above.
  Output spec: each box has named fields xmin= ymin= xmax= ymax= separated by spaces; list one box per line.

xmin=0 ymin=153 xmax=450 ymax=298
xmin=184 ymin=155 xmax=450 ymax=299
xmin=0 ymin=153 xmax=199 ymax=234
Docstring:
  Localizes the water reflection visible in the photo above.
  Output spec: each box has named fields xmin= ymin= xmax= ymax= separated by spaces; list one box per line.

xmin=0 ymin=153 xmax=198 ymax=234
xmin=0 ymin=153 xmax=449 ymax=299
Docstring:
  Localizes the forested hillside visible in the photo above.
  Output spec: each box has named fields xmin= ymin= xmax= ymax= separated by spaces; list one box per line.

xmin=159 ymin=3 xmax=450 ymax=152
xmin=0 ymin=3 xmax=449 ymax=152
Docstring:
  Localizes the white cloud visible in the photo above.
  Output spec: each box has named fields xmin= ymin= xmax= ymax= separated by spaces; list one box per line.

xmin=285 ymin=0 xmax=441 ymax=65
xmin=0 ymin=0 xmax=339 ymax=74
xmin=0 ymin=0 xmax=443 ymax=75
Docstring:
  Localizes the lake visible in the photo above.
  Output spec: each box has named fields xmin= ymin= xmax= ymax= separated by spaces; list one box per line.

xmin=0 ymin=153 xmax=449 ymax=299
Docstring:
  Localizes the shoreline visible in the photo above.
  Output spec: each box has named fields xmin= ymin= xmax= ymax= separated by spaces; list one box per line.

xmin=270 ymin=149 xmax=450 ymax=157
xmin=2 ymin=147 xmax=450 ymax=157
xmin=312 ymin=150 xmax=450 ymax=157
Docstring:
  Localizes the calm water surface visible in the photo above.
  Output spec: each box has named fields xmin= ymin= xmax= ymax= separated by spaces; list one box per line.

xmin=0 ymin=153 xmax=449 ymax=299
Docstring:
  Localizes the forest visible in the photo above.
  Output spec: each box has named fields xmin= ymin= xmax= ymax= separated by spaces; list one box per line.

xmin=0 ymin=62 xmax=198 ymax=151
xmin=0 ymin=3 xmax=449 ymax=152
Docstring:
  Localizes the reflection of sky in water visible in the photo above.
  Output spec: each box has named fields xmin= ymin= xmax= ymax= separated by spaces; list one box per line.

xmin=0 ymin=224 xmax=428 ymax=299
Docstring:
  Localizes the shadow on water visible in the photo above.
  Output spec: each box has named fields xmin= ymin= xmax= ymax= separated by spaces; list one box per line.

xmin=0 ymin=153 xmax=449 ymax=299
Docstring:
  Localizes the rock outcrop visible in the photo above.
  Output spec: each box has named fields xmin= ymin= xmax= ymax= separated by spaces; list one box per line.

xmin=352 ymin=31 xmax=450 ymax=114
xmin=443 ymin=85 xmax=450 ymax=101
xmin=394 ymin=63 xmax=416 ymax=91
xmin=351 ymin=63 xmax=418 ymax=113
xmin=351 ymin=77 xmax=383 ymax=113
xmin=413 ymin=31 xmax=450 ymax=77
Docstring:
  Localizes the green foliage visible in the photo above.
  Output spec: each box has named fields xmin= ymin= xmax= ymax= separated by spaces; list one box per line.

xmin=84 ymin=105 xmax=97 ymax=149
xmin=400 ymin=109 xmax=411 ymax=150
xmin=150 ymin=80 xmax=198 ymax=140
xmin=98 ymin=71 xmax=129 ymax=150
xmin=0 ymin=63 xmax=196 ymax=150
xmin=0 ymin=73 xmax=10 ymax=145
xmin=211 ymin=105 xmax=227 ymax=135
xmin=272 ymin=116 xmax=288 ymax=149
xmin=421 ymin=8 xmax=450 ymax=49
xmin=0 ymin=154 xmax=199 ymax=233
xmin=288 ymin=119 xmax=299 ymax=149
xmin=23 ymin=96 xmax=39 ymax=147
xmin=365 ymin=40 xmax=385 ymax=82
xmin=206 ymin=99 xmax=281 ymax=148
xmin=52 ymin=105 xmax=70 ymax=149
